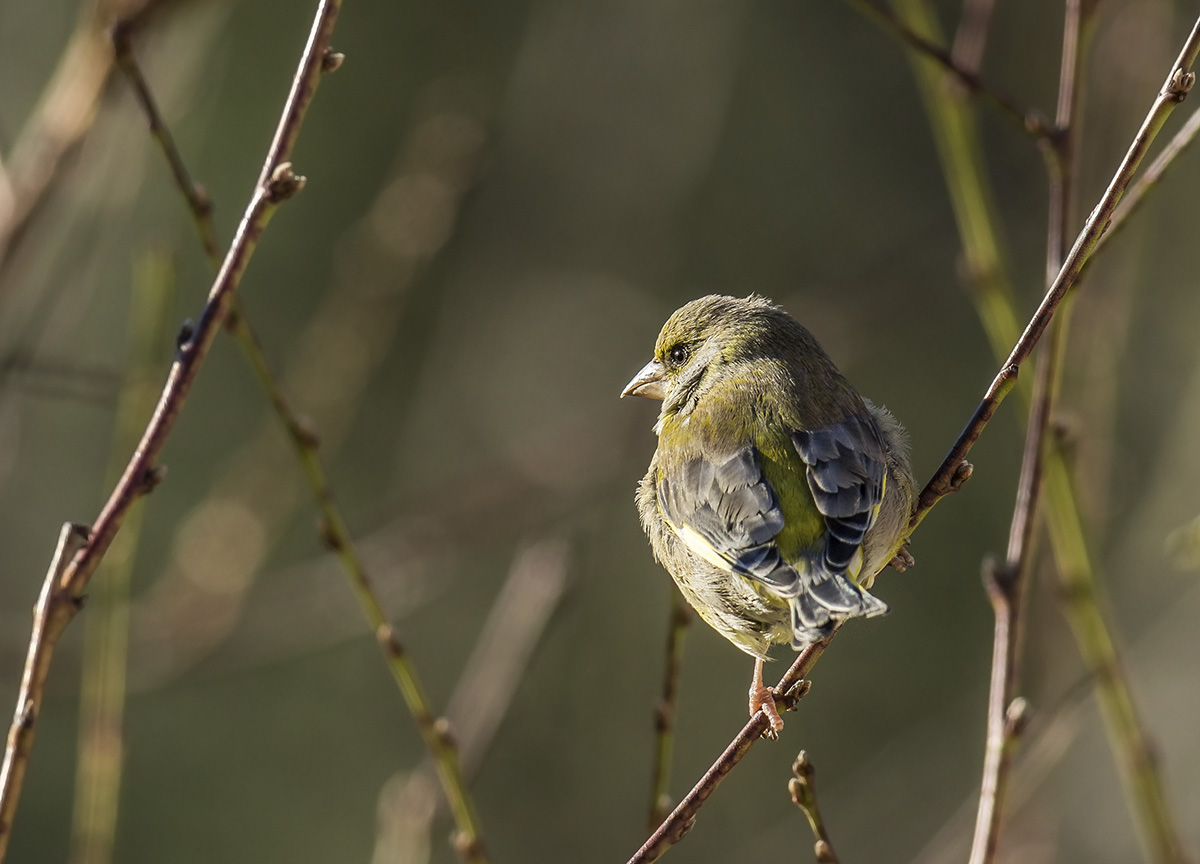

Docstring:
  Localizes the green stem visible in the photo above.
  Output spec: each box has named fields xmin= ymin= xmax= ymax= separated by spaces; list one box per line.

xmin=885 ymin=3 xmax=1192 ymax=861
xmin=112 ymin=18 xmax=487 ymax=861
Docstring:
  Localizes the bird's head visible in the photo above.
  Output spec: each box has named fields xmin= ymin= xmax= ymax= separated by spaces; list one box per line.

xmin=621 ymin=294 xmax=799 ymax=412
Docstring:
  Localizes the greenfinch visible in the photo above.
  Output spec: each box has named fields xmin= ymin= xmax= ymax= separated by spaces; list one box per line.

xmin=623 ymin=295 xmax=915 ymax=731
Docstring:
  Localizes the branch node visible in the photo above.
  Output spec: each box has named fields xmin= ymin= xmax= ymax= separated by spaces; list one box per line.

xmin=376 ymin=623 xmax=404 ymax=657
xmin=137 ymin=464 xmax=167 ymax=496
xmin=814 ymin=839 xmax=838 ymax=863
xmin=292 ymin=415 xmax=320 ymax=450
xmin=950 ymin=459 xmax=974 ymax=492
xmin=433 ymin=716 xmax=457 ymax=749
xmin=265 ymin=162 xmax=306 ymax=202
xmin=321 ymin=48 xmax=345 ymax=73
xmin=316 ymin=517 xmax=341 ymax=551
xmin=780 ymin=678 xmax=813 ymax=709
xmin=982 ymin=555 xmax=1018 ymax=605
xmin=1004 ymin=696 xmax=1031 ymax=739
xmin=452 ymin=831 xmax=487 ymax=861
xmin=1166 ymin=68 xmax=1196 ymax=100
xmin=175 ymin=319 xmax=195 ymax=354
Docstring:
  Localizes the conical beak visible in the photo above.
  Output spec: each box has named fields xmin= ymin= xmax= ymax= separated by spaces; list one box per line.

xmin=621 ymin=358 xmax=667 ymax=400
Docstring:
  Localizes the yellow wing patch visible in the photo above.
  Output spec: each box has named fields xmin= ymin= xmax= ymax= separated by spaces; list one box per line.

xmin=663 ymin=516 xmax=736 ymax=573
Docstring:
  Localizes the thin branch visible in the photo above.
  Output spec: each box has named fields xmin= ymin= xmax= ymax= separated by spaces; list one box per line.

xmin=951 ymin=0 xmax=997 ymax=75
xmin=0 ymin=3 xmax=342 ymax=859
xmin=628 ymin=642 xmax=820 ymax=864
xmin=628 ymin=16 xmax=1200 ymax=863
xmin=841 ymin=0 xmax=1053 ymax=140
xmin=0 ymin=0 xmax=181 ymax=275
xmin=969 ymin=3 xmax=1088 ymax=860
xmin=110 ymin=28 xmax=487 ymax=863
xmin=912 ymin=15 xmax=1200 ymax=526
xmin=372 ymin=538 xmax=571 ymax=863
xmin=788 ymin=751 xmax=841 ymax=864
xmin=1099 ymin=105 xmax=1200 ymax=252
xmin=647 ymin=586 xmax=692 ymax=831
xmin=69 ymin=253 xmax=174 ymax=864
xmin=111 ymin=23 xmax=222 ymax=264
xmin=0 ymin=522 xmax=90 ymax=856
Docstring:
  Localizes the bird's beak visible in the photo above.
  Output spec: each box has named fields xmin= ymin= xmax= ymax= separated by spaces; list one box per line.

xmin=621 ymin=359 xmax=667 ymax=400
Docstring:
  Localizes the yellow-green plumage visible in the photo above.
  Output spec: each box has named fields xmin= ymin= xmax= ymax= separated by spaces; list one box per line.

xmin=624 ymin=295 xmax=915 ymax=669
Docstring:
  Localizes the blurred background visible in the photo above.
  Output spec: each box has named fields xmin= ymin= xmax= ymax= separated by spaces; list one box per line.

xmin=1 ymin=0 xmax=1198 ymax=862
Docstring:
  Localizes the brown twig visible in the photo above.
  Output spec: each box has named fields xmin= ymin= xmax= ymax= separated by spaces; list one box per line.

xmin=647 ymin=586 xmax=692 ymax=831
xmin=0 ymin=523 xmax=90 ymax=855
xmin=789 ymin=751 xmax=841 ymax=864
xmin=968 ymin=4 xmax=1089 ymax=860
xmin=0 ymin=2 xmax=342 ymax=858
xmin=372 ymin=538 xmax=571 ymax=862
xmin=628 ymin=641 xmax=820 ymax=864
xmin=912 ymin=15 xmax=1200 ymax=527
xmin=841 ymin=0 xmax=1052 ymax=140
xmin=110 ymin=33 xmax=489 ymax=857
xmin=1099 ymin=105 xmax=1200 ymax=253
xmin=0 ymin=0 xmax=181 ymax=275
xmin=950 ymin=0 xmax=997 ymax=75
xmin=628 ymin=16 xmax=1200 ymax=863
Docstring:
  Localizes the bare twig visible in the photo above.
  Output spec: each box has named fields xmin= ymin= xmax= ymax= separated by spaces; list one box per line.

xmin=968 ymin=4 xmax=1089 ymax=860
xmin=629 ymin=16 xmax=1200 ymax=863
xmin=372 ymin=539 xmax=571 ymax=864
xmin=69 ymin=253 xmax=174 ymax=864
xmin=628 ymin=643 xmax=820 ymax=864
xmin=110 ymin=33 xmax=488 ymax=860
xmin=892 ymin=2 xmax=1191 ymax=860
xmin=951 ymin=0 xmax=997 ymax=75
xmin=0 ymin=0 xmax=181 ymax=274
xmin=0 ymin=2 xmax=342 ymax=858
xmin=841 ymin=0 xmax=1052 ymax=139
xmin=1100 ymin=105 xmax=1200 ymax=251
xmin=788 ymin=751 xmax=841 ymax=864
xmin=647 ymin=587 xmax=691 ymax=831
xmin=913 ymin=15 xmax=1200 ymax=526
xmin=0 ymin=522 xmax=90 ymax=856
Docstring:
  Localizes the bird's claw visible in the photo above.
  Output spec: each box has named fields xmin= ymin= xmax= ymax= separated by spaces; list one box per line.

xmin=750 ymin=683 xmax=785 ymax=737
xmin=890 ymin=546 xmax=916 ymax=571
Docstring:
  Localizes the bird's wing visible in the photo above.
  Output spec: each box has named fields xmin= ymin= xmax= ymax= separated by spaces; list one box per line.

xmin=655 ymin=447 xmax=798 ymax=595
xmin=791 ymin=415 xmax=889 ymax=615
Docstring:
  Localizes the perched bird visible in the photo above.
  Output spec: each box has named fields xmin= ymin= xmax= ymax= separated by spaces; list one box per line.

xmin=623 ymin=295 xmax=915 ymax=732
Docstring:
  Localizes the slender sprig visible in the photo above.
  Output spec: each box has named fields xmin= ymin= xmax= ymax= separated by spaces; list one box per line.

xmin=968 ymin=3 xmax=1089 ymax=861
xmin=627 ymin=15 xmax=1200 ymax=862
xmin=912 ymin=17 xmax=1200 ymax=524
xmin=110 ymin=27 xmax=487 ymax=862
xmin=887 ymin=3 xmax=1192 ymax=860
xmin=788 ymin=751 xmax=841 ymax=864
xmin=840 ymin=0 xmax=1052 ymax=140
xmin=69 ymin=253 xmax=175 ymax=864
xmin=647 ymin=587 xmax=692 ymax=831
xmin=0 ymin=0 xmax=177 ymax=274
xmin=0 ymin=3 xmax=340 ymax=859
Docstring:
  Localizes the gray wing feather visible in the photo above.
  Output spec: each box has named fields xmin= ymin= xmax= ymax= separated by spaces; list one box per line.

xmin=657 ymin=448 xmax=797 ymax=594
xmin=793 ymin=416 xmax=890 ymax=620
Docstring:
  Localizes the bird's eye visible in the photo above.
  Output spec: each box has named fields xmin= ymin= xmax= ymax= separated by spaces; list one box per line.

xmin=667 ymin=345 xmax=689 ymax=367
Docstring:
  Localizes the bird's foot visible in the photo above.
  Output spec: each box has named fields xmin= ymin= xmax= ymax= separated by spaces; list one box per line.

xmin=749 ymin=682 xmax=784 ymax=738
xmin=749 ymin=657 xmax=785 ymax=738
xmin=890 ymin=546 xmax=916 ymax=571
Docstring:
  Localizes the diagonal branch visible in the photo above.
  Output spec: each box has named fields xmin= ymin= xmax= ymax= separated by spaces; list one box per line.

xmin=913 ymin=15 xmax=1200 ymax=526
xmin=969 ymin=3 xmax=1090 ymax=861
xmin=0 ymin=2 xmax=342 ymax=859
xmin=109 ymin=32 xmax=487 ymax=860
xmin=841 ymin=0 xmax=1053 ymax=140
xmin=627 ymin=14 xmax=1200 ymax=863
